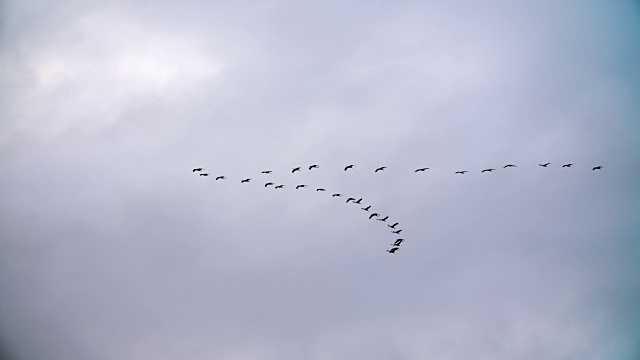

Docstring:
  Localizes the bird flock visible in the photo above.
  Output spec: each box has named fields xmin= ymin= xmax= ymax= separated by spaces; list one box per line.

xmin=192 ymin=163 xmax=604 ymax=254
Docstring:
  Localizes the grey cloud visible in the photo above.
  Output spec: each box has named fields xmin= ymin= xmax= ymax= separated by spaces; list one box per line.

xmin=1 ymin=0 xmax=639 ymax=359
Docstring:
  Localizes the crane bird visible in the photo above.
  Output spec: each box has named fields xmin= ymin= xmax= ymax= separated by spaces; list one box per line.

xmin=388 ymin=222 xmax=399 ymax=229
xmin=192 ymin=168 xmax=204 ymax=172
xmin=199 ymin=173 xmax=209 ymax=176
xmin=353 ymin=198 xmax=363 ymax=204
xmin=265 ymin=182 xmax=274 ymax=187
xmin=346 ymin=197 xmax=355 ymax=203
xmin=387 ymin=247 xmax=400 ymax=254
xmin=295 ymin=185 xmax=308 ymax=189
xmin=344 ymin=164 xmax=355 ymax=171
xmin=275 ymin=185 xmax=284 ymax=189
xmin=361 ymin=205 xmax=371 ymax=211
xmin=391 ymin=229 xmax=402 ymax=234
xmin=316 ymin=188 xmax=326 ymax=192
xmin=215 ymin=176 xmax=226 ymax=180
xmin=481 ymin=168 xmax=496 ymax=173
xmin=392 ymin=239 xmax=405 ymax=246
xmin=369 ymin=213 xmax=380 ymax=219
xmin=309 ymin=165 xmax=319 ymax=170
xmin=241 ymin=178 xmax=251 ymax=183
xmin=539 ymin=163 xmax=550 ymax=167
xmin=332 ymin=194 xmax=343 ymax=197
xmin=377 ymin=216 xmax=389 ymax=222
xmin=503 ymin=164 xmax=517 ymax=168
xmin=592 ymin=166 xmax=603 ymax=170
xmin=455 ymin=171 xmax=468 ymax=174
xmin=415 ymin=168 xmax=429 ymax=172
xmin=292 ymin=167 xmax=301 ymax=173
xmin=261 ymin=170 xmax=272 ymax=174
xmin=562 ymin=164 xmax=573 ymax=168
xmin=375 ymin=166 xmax=386 ymax=172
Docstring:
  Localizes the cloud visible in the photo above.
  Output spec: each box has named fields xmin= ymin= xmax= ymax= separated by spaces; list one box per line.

xmin=1 ymin=0 xmax=639 ymax=359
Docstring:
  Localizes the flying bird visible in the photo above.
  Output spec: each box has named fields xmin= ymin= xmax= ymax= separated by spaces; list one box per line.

xmin=377 ymin=216 xmax=389 ymax=222
xmin=562 ymin=164 xmax=573 ymax=168
xmin=316 ymin=188 xmax=326 ymax=192
xmin=344 ymin=165 xmax=355 ymax=171
xmin=415 ymin=168 xmax=429 ymax=172
xmin=346 ymin=197 xmax=355 ymax=203
xmin=539 ymin=163 xmax=551 ymax=167
xmin=199 ymin=173 xmax=209 ymax=176
xmin=387 ymin=247 xmax=400 ymax=254
xmin=388 ymin=222 xmax=399 ymax=229
xmin=332 ymin=194 xmax=343 ymax=197
xmin=241 ymin=178 xmax=251 ymax=183
xmin=375 ymin=166 xmax=386 ymax=172
xmin=455 ymin=171 xmax=468 ymax=174
xmin=192 ymin=168 xmax=203 ymax=172
xmin=292 ymin=167 xmax=301 ymax=173
xmin=261 ymin=170 xmax=272 ymax=174
xmin=295 ymin=185 xmax=308 ymax=189
xmin=265 ymin=182 xmax=274 ymax=187
xmin=369 ymin=213 xmax=380 ymax=219
xmin=353 ymin=198 xmax=363 ymax=204
xmin=391 ymin=229 xmax=402 ymax=234
xmin=309 ymin=165 xmax=319 ymax=170
xmin=361 ymin=205 xmax=371 ymax=211
xmin=592 ymin=166 xmax=603 ymax=170
xmin=275 ymin=185 xmax=284 ymax=189
xmin=392 ymin=239 xmax=405 ymax=246
xmin=503 ymin=164 xmax=517 ymax=168
xmin=481 ymin=168 xmax=496 ymax=173
xmin=215 ymin=176 xmax=226 ymax=180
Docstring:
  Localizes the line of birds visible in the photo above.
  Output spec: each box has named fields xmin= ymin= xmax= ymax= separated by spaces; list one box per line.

xmin=191 ymin=162 xmax=605 ymax=253
xmin=191 ymin=166 xmax=407 ymax=253
xmin=192 ymin=163 xmax=603 ymax=178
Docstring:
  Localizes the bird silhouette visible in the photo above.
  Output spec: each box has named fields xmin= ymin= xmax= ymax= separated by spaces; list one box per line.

xmin=503 ymin=164 xmax=517 ymax=168
xmin=592 ymin=166 xmax=603 ymax=171
xmin=292 ymin=167 xmax=301 ymax=173
xmin=309 ymin=165 xmax=319 ymax=170
xmin=392 ymin=239 xmax=405 ymax=246
xmin=275 ymin=185 xmax=284 ymax=189
xmin=388 ymin=222 xmax=399 ymax=229
xmin=316 ymin=188 xmax=326 ymax=192
xmin=391 ymin=229 xmax=402 ymax=234
xmin=353 ymin=198 xmax=363 ymax=204
xmin=375 ymin=166 xmax=386 ymax=172
xmin=415 ymin=168 xmax=429 ymax=172
xmin=295 ymin=185 xmax=308 ymax=189
xmin=539 ymin=163 xmax=550 ymax=167
xmin=241 ymin=178 xmax=251 ymax=183
xmin=377 ymin=216 xmax=389 ymax=222
xmin=481 ymin=168 xmax=496 ymax=173
xmin=199 ymin=173 xmax=209 ymax=176
xmin=192 ymin=168 xmax=204 ymax=172
xmin=261 ymin=170 xmax=272 ymax=174
xmin=455 ymin=171 xmax=468 ymax=174
xmin=215 ymin=176 xmax=226 ymax=180
xmin=346 ymin=197 xmax=355 ymax=203
xmin=265 ymin=182 xmax=274 ymax=187
xmin=387 ymin=247 xmax=400 ymax=254
xmin=362 ymin=205 xmax=371 ymax=211
xmin=562 ymin=164 xmax=573 ymax=168
xmin=369 ymin=213 xmax=380 ymax=219
xmin=332 ymin=194 xmax=343 ymax=197
xmin=344 ymin=164 xmax=355 ymax=171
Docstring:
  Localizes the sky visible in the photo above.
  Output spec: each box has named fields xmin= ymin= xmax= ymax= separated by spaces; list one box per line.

xmin=1 ymin=0 xmax=639 ymax=359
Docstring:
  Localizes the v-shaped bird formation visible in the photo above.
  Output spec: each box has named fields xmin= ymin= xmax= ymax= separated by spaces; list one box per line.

xmin=192 ymin=163 xmax=604 ymax=254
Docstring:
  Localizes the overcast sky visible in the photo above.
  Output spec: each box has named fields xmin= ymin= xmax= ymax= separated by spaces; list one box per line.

xmin=1 ymin=0 xmax=639 ymax=359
